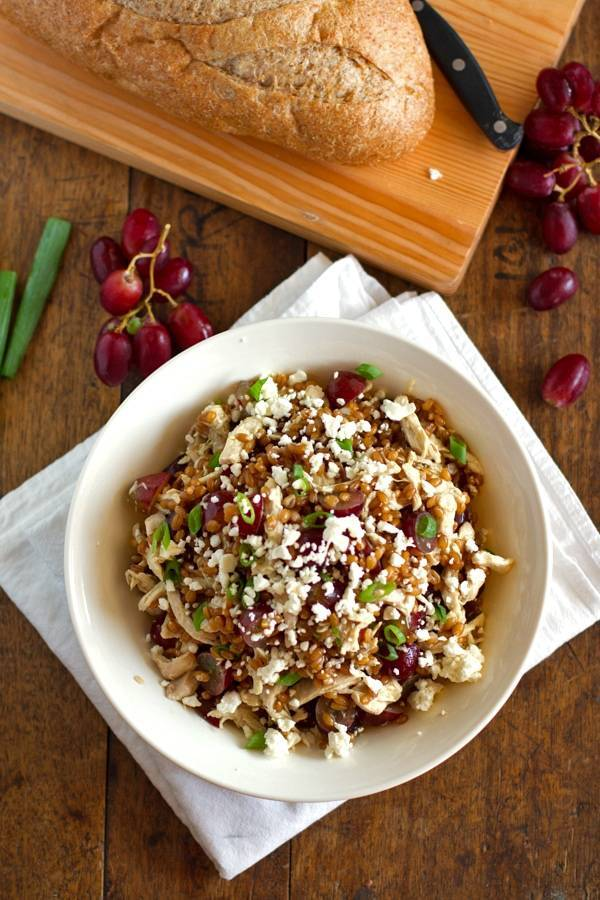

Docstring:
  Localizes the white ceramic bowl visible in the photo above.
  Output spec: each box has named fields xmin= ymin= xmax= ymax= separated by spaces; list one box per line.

xmin=65 ymin=318 xmax=550 ymax=802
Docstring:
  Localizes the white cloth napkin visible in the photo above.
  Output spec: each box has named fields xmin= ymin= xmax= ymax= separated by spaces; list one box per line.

xmin=0 ymin=254 xmax=598 ymax=880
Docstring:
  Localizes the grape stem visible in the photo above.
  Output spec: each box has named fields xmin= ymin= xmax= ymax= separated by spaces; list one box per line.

xmin=546 ymin=109 xmax=600 ymax=200
xmin=118 ymin=224 xmax=178 ymax=332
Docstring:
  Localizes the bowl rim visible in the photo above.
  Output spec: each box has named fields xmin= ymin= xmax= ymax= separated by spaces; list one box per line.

xmin=65 ymin=316 xmax=552 ymax=801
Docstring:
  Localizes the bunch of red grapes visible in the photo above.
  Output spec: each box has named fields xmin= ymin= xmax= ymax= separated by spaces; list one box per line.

xmin=90 ymin=209 xmax=214 ymax=386
xmin=505 ymin=61 xmax=598 ymax=408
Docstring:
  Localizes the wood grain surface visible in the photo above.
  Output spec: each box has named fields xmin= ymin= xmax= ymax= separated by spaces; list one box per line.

xmin=0 ymin=3 xmax=598 ymax=897
xmin=0 ymin=0 xmax=585 ymax=293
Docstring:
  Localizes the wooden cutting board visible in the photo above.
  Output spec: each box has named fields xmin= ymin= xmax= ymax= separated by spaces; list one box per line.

xmin=0 ymin=1 xmax=585 ymax=292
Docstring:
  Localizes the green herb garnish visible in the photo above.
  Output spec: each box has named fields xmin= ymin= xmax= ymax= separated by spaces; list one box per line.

xmin=381 ymin=642 xmax=399 ymax=661
xmin=248 ymin=377 xmax=268 ymax=402
xmin=151 ymin=521 xmax=170 ymax=554
xmin=434 ymin=603 xmax=448 ymax=623
xmin=355 ymin=363 xmax=383 ymax=380
xmin=187 ymin=503 xmax=203 ymax=535
xmin=416 ymin=513 xmax=437 ymax=540
xmin=245 ymin=729 xmax=267 ymax=751
xmin=359 ymin=581 xmax=396 ymax=604
xmin=239 ymin=543 xmax=255 ymax=568
xmin=449 ymin=434 xmax=468 ymax=465
xmin=208 ymin=452 xmax=221 ymax=470
xmin=331 ymin=626 xmax=342 ymax=647
xmin=235 ymin=492 xmax=256 ymax=525
xmin=278 ymin=671 xmax=302 ymax=687
xmin=292 ymin=463 xmax=311 ymax=496
xmin=192 ymin=603 xmax=207 ymax=631
xmin=383 ymin=624 xmax=406 ymax=646
xmin=336 ymin=438 xmax=353 ymax=452
xmin=302 ymin=510 xmax=332 ymax=528
xmin=164 ymin=559 xmax=181 ymax=584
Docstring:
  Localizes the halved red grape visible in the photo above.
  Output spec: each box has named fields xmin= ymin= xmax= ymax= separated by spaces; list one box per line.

xmin=537 ymin=67 xmax=572 ymax=112
xmin=150 ymin=612 xmax=177 ymax=649
xmin=527 ymin=267 xmax=579 ymax=311
xmin=296 ymin=528 xmax=327 ymax=556
xmin=577 ymin=186 xmax=600 ymax=234
xmin=523 ymin=110 xmax=576 ymax=150
xmin=359 ymin=701 xmax=408 ymax=728
xmin=156 ymin=258 xmax=193 ymax=297
xmin=542 ymin=354 xmax=591 ymax=407
xmin=308 ymin=575 xmax=345 ymax=610
xmin=90 ymin=236 xmax=126 ymax=284
xmin=238 ymin=492 xmax=264 ymax=537
xmin=561 ymin=62 xmax=594 ymax=111
xmin=100 ymin=268 xmax=143 ymax=315
xmin=94 ymin=329 xmax=132 ymax=386
xmin=402 ymin=512 xmax=437 ymax=554
xmin=315 ymin=696 xmax=358 ymax=733
xmin=131 ymin=472 xmax=170 ymax=510
xmin=333 ymin=489 xmax=365 ymax=517
xmin=381 ymin=644 xmax=419 ymax=682
xmin=135 ymin=239 xmax=170 ymax=279
xmin=542 ymin=202 xmax=578 ymax=253
xmin=197 ymin=652 xmax=232 ymax=696
xmin=194 ymin=693 xmax=220 ymax=727
xmin=133 ymin=321 xmax=172 ymax=377
xmin=325 ymin=370 xmax=367 ymax=408
xmin=167 ymin=302 xmax=214 ymax=351
xmin=553 ymin=152 xmax=589 ymax=198
xmin=236 ymin=603 xmax=272 ymax=649
xmin=408 ymin=603 xmax=426 ymax=631
xmin=505 ymin=161 xmax=555 ymax=199
xmin=122 ymin=208 xmax=161 ymax=258
xmin=203 ymin=490 xmax=234 ymax=531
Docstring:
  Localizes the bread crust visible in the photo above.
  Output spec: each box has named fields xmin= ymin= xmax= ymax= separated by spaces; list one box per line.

xmin=0 ymin=0 xmax=434 ymax=164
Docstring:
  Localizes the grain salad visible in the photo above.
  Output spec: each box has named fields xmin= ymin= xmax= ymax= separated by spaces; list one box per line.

xmin=125 ymin=365 xmax=514 ymax=759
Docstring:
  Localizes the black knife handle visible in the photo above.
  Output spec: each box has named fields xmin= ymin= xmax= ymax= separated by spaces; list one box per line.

xmin=410 ymin=0 xmax=523 ymax=151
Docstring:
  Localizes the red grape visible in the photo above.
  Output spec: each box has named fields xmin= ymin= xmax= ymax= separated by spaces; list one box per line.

xmin=315 ymin=696 xmax=357 ymax=733
xmin=553 ymin=152 xmax=588 ymax=198
xmin=90 ymin=236 xmax=126 ymax=283
xmin=536 ymin=67 xmax=572 ymax=112
xmin=133 ymin=321 xmax=172 ymax=377
xmin=505 ymin=160 xmax=556 ymax=199
xmin=236 ymin=603 xmax=272 ymax=649
xmin=93 ymin=329 xmax=132 ymax=386
xmin=577 ymin=186 xmax=600 ymax=234
xmin=167 ymin=302 xmax=214 ymax=350
xmin=333 ymin=490 xmax=365 ymax=517
xmin=308 ymin=576 xmax=345 ymax=610
xmin=541 ymin=202 xmax=578 ymax=253
xmin=100 ymin=268 xmax=143 ymax=315
xmin=325 ymin=370 xmax=367 ymax=408
xmin=527 ymin=267 xmax=578 ymax=311
xmin=523 ymin=110 xmax=576 ymax=150
xmin=561 ymin=62 xmax=594 ymax=111
xmin=135 ymin=239 xmax=170 ymax=279
xmin=381 ymin=644 xmax=419 ymax=682
xmin=542 ymin=354 xmax=591 ymax=407
xmin=121 ymin=208 xmax=161 ymax=258
xmin=156 ymin=258 xmax=193 ymax=297
xmin=131 ymin=472 xmax=170 ymax=510
xmin=359 ymin=701 xmax=407 ymax=728
xmin=197 ymin=652 xmax=232 ymax=695
xmin=578 ymin=135 xmax=600 ymax=164
xmin=203 ymin=490 xmax=234 ymax=531
xmin=238 ymin=492 xmax=264 ymax=537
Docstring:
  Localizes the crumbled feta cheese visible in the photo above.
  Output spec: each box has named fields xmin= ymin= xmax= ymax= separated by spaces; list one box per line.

xmin=271 ymin=466 xmax=289 ymax=488
xmin=325 ymin=724 xmax=353 ymax=759
xmin=264 ymin=728 xmax=290 ymax=758
xmin=215 ymin=690 xmax=242 ymax=716
xmin=311 ymin=602 xmax=331 ymax=623
xmin=382 ymin=397 xmax=416 ymax=421
xmin=256 ymin=656 xmax=288 ymax=686
xmin=432 ymin=637 xmax=484 ymax=682
xmin=408 ymin=679 xmax=442 ymax=711
xmin=288 ymin=370 xmax=307 ymax=384
xmin=323 ymin=514 xmax=365 ymax=553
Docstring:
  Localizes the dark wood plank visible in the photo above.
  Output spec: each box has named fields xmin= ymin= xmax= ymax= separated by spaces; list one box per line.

xmin=0 ymin=117 xmax=129 ymax=898
xmin=103 ymin=170 xmax=304 ymax=898
xmin=294 ymin=4 xmax=599 ymax=897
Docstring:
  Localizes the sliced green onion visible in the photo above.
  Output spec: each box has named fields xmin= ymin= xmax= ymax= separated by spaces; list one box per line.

xmin=192 ymin=603 xmax=207 ymax=630
xmin=1 ymin=218 xmax=72 ymax=378
xmin=434 ymin=603 xmax=448 ymax=623
xmin=239 ymin=543 xmax=255 ymax=568
xmin=331 ymin=626 xmax=342 ymax=647
xmin=248 ymin=377 xmax=268 ymax=402
xmin=359 ymin=581 xmax=396 ymax=604
xmin=235 ymin=492 xmax=256 ymax=525
xmin=381 ymin=642 xmax=399 ymax=661
xmin=278 ymin=671 xmax=302 ymax=687
xmin=187 ymin=504 xmax=203 ymax=535
xmin=336 ymin=438 xmax=353 ymax=452
xmin=449 ymin=434 xmax=468 ymax=465
xmin=292 ymin=463 xmax=311 ymax=495
xmin=227 ymin=579 xmax=242 ymax=600
xmin=321 ymin=571 xmax=333 ymax=583
xmin=383 ymin=624 xmax=406 ymax=646
xmin=0 ymin=271 xmax=17 ymax=369
xmin=245 ymin=729 xmax=267 ymax=750
xmin=302 ymin=510 xmax=332 ymax=528
xmin=416 ymin=513 xmax=437 ymax=539
xmin=126 ymin=315 xmax=142 ymax=335
xmin=164 ymin=559 xmax=181 ymax=584
xmin=208 ymin=452 xmax=221 ymax=470
xmin=151 ymin=521 xmax=170 ymax=554
xmin=355 ymin=363 xmax=383 ymax=380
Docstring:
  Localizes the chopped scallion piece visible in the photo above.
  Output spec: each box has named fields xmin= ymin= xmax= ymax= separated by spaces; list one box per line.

xmin=248 ymin=377 xmax=268 ymax=402
xmin=235 ymin=492 xmax=256 ymax=525
xmin=239 ymin=543 xmax=255 ymax=568
xmin=164 ymin=559 xmax=181 ymax=584
xmin=192 ymin=603 xmax=206 ymax=630
xmin=355 ymin=363 xmax=383 ymax=380
xmin=331 ymin=626 xmax=342 ymax=647
xmin=151 ymin=521 xmax=170 ymax=554
xmin=226 ymin=580 xmax=242 ymax=600
xmin=208 ymin=452 xmax=221 ymax=470
xmin=381 ymin=642 xmax=399 ymax=661
xmin=292 ymin=463 xmax=311 ymax=495
xmin=278 ymin=671 xmax=302 ymax=687
xmin=336 ymin=438 xmax=353 ymax=452
xmin=359 ymin=581 xmax=396 ymax=603
xmin=187 ymin=503 xmax=203 ymax=536
xmin=449 ymin=434 xmax=468 ymax=465
xmin=416 ymin=513 xmax=437 ymax=539
xmin=434 ymin=603 xmax=448 ymax=623
xmin=0 ymin=271 xmax=17 ymax=369
xmin=383 ymin=624 xmax=406 ymax=646
xmin=245 ymin=729 xmax=266 ymax=751
xmin=302 ymin=510 xmax=332 ymax=528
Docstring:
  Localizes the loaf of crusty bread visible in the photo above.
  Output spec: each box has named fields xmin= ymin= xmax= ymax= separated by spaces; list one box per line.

xmin=0 ymin=0 xmax=434 ymax=164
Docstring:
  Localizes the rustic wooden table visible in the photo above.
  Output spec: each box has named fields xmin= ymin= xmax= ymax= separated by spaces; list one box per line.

xmin=1 ymin=5 xmax=598 ymax=897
